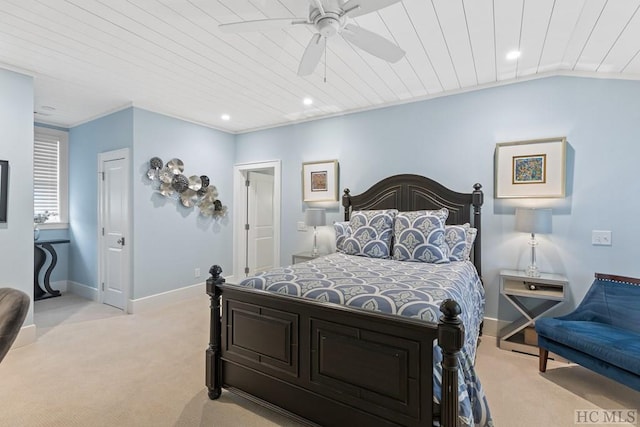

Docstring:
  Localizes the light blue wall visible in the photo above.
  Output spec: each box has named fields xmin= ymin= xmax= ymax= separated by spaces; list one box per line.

xmin=41 ymin=75 xmax=640 ymax=322
xmin=65 ymin=107 xmax=234 ymax=301
xmin=0 ymin=68 xmax=35 ymax=325
xmin=68 ymin=108 xmax=134 ymax=288
xmin=132 ymin=108 xmax=235 ymax=299
xmin=235 ymin=76 xmax=640 ymax=321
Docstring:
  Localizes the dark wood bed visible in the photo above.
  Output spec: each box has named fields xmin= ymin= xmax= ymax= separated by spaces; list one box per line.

xmin=206 ymin=174 xmax=484 ymax=427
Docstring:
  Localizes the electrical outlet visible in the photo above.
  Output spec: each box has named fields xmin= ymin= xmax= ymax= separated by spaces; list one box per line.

xmin=297 ymin=221 xmax=308 ymax=232
xmin=194 ymin=267 xmax=201 ymax=277
xmin=592 ymin=230 xmax=612 ymax=246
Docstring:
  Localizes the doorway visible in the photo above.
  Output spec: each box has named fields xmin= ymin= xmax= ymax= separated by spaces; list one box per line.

xmin=232 ymin=161 xmax=281 ymax=280
xmin=98 ymin=148 xmax=131 ymax=311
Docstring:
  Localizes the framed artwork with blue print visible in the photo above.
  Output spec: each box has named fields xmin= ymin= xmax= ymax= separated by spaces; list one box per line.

xmin=495 ymin=137 xmax=566 ymax=198
xmin=302 ymin=159 xmax=339 ymax=202
xmin=0 ymin=160 xmax=8 ymax=223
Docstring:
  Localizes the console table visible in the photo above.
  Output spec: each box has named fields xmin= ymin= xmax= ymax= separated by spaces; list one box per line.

xmin=34 ymin=239 xmax=70 ymax=301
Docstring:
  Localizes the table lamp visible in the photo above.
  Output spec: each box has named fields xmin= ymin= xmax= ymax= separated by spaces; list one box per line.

xmin=515 ymin=208 xmax=552 ymax=277
xmin=305 ymin=208 xmax=326 ymax=256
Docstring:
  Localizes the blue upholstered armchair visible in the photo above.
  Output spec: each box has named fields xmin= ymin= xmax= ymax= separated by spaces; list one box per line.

xmin=535 ymin=273 xmax=640 ymax=391
xmin=0 ymin=288 xmax=30 ymax=364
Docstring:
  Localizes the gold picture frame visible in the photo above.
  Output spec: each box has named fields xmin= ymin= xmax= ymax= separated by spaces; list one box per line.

xmin=495 ymin=137 xmax=566 ymax=198
xmin=302 ymin=160 xmax=339 ymax=202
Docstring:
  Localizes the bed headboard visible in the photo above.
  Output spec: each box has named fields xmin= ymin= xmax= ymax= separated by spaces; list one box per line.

xmin=342 ymin=174 xmax=484 ymax=277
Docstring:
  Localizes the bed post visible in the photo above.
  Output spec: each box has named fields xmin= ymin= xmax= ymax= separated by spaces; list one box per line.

xmin=206 ymin=265 xmax=224 ymax=400
xmin=438 ymin=299 xmax=464 ymax=427
xmin=472 ymin=183 xmax=483 ymax=278
xmin=342 ymin=188 xmax=352 ymax=221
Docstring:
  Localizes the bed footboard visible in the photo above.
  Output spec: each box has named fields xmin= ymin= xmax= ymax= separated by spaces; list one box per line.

xmin=206 ymin=265 xmax=464 ymax=427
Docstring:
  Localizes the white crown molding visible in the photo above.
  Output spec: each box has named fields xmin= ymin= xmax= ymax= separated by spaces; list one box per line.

xmin=68 ymin=103 xmax=134 ymax=128
xmin=234 ymin=71 xmax=640 ymax=135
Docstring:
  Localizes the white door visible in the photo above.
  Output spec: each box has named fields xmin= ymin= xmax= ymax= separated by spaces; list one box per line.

xmin=233 ymin=161 xmax=281 ymax=281
xmin=247 ymin=171 xmax=275 ymax=275
xmin=99 ymin=149 xmax=130 ymax=310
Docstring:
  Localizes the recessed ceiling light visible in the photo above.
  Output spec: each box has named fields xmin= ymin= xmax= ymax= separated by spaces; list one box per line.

xmin=303 ymin=97 xmax=313 ymax=106
xmin=221 ymin=114 xmax=230 ymax=121
xmin=506 ymin=50 xmax=521 ymax=60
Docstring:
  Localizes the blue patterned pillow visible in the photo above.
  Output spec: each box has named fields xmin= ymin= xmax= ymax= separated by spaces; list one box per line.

xmin=445 ymin=223 xmax=468 ymax=261
xmin=463 ymin=226 xmax=477 ymax=260
xmin=342 ymin=210 xmax=398 ymax=258
xmin=393 ymin=210 xmax=450 ymax=263
xmin=422 ymin=208 xmax=449 ymax=222
xmin=444 ymin=223 xmax=477 ymax=261
xmin=334 ymin=221 xmax=351 ymax=253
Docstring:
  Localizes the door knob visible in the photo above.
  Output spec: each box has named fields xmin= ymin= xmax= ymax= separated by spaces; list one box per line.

xmin=117 ymin=237 xmax=125 ymax=246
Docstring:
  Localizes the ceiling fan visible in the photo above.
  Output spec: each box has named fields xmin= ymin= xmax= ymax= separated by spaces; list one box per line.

xmin=219 ymin=0 xmax=406 ymax=76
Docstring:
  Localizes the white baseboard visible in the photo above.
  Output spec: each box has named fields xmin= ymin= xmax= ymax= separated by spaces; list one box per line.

xmin=51 ymin=280 xmax=68 ymax=293
xmin=12 ymin=324 xmax=37 ymax=349
xmin=127 ymin=282 xmax=206 ymax=314
xmin=64 ymin=280 xmax=214 ymax=314
xmin=481 ymin=317 xmax=509 ymax=338
xmin=67 ymin=281 xmax=99 ymax=301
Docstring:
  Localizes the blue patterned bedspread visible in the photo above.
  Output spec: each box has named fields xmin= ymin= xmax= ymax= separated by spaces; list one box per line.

xmin=235 ymin=252 xmax=493 ymax=427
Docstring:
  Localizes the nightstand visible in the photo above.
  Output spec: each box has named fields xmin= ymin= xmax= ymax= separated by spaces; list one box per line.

xmin=499 ymin=269 xmax=568 ymax=356
xmin=291 ymin=251 xmax=324 ymax=264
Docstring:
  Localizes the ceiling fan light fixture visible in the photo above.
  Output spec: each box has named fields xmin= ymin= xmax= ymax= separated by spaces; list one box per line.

xmin=222 ymin=0 xmax=406 ymax=77
xmin=317 ymin=17 xmax=341 ymax=37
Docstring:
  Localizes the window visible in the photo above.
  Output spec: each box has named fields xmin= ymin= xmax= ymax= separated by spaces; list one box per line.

xmin=34 ymin=127 xmax=68 ymax=227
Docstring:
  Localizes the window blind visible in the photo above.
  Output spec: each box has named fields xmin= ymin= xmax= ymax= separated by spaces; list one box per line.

xmin=34 ymin=135 xmax=60 ymax=218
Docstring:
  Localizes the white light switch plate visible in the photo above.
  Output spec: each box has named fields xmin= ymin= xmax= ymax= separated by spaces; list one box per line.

xmin=592 ymin=230 xmax=612 ymax=246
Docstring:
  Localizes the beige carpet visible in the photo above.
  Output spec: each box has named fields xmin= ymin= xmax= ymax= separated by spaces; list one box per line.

xmin=1 ymin=294 xmax=638 ymax=427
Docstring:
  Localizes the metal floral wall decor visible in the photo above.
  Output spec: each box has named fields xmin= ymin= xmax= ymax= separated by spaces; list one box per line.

xmin=146 ymin=156 xmax=228 ymax=218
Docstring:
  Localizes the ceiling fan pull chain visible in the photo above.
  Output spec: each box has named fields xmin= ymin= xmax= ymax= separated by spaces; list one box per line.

xmin=324 ymin=37 xmax=327 ymax=83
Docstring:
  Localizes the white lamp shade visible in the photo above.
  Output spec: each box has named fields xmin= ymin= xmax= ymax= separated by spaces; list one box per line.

xmin=515 ymin=208 xmax=552 ymax=234
xmin=305 ymin=208 xmax=326 ymax=227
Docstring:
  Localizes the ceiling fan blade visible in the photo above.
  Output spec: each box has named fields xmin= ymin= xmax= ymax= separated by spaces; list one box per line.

xmin=308 ymin=0 xmax=326 ymax=15
xmin=341 ymin=0 xmax=402 ymax=18
xmin=298 ymin=33 xmax=324 ymax=76
xmin=219 ymin=18 xmax=307 ymax=33
xmin=341 ymin=24 xmax=405 ymax=62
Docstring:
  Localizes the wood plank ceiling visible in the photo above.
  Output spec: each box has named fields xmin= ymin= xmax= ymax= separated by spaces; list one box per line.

xmin=1 ymin=0 xmax=639 ymax=133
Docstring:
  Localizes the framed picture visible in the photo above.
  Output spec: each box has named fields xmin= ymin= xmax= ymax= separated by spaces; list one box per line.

xmin=302 ymin=160 xmax=339 ymax=202
xmin=0 ymin=160 xmax=8 ymax=222
xmin=495 ymin=137 xmax=566 ymax=198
